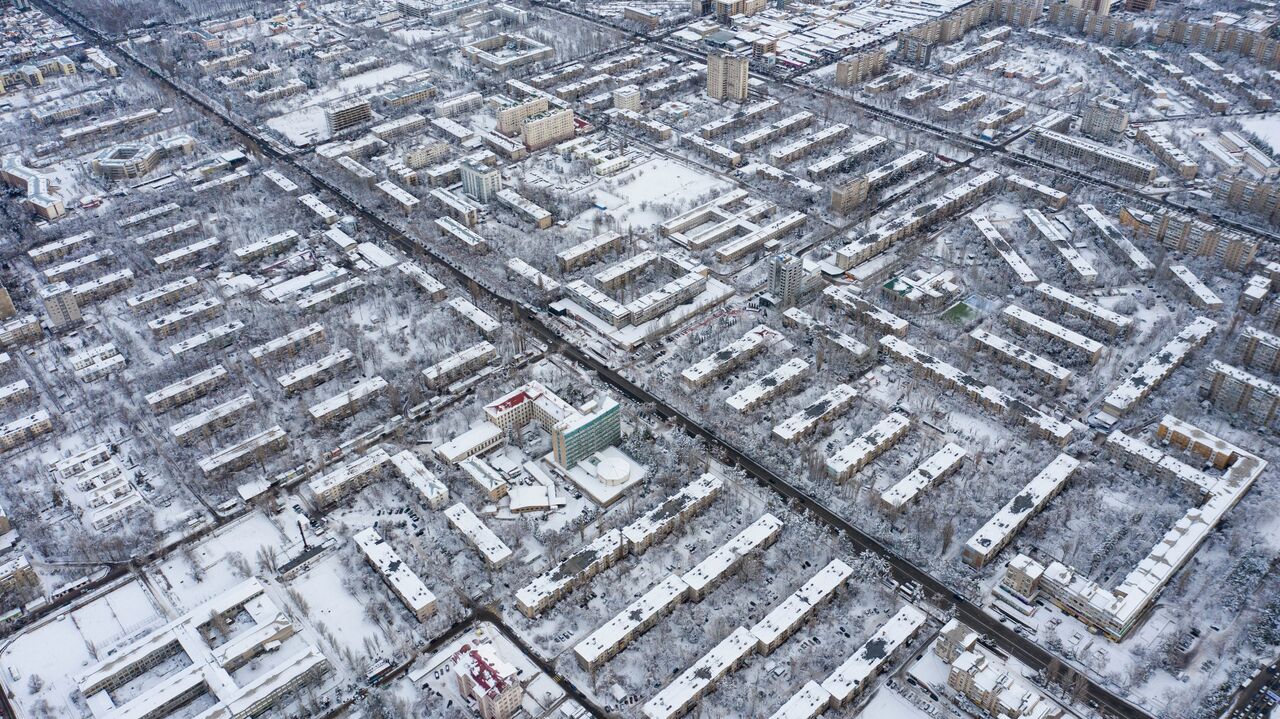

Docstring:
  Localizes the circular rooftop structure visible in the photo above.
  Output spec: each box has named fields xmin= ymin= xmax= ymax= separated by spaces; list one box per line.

xmin=596 ymin=457 xmax=630 ymax=487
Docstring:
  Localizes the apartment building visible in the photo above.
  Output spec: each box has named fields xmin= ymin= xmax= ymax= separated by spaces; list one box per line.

xmin=496 ymin=96 xmax=546 ymax=136
xmin=940 ymin=623 xmax=1070 ymax=719
xmin=354 ymin=527 xmax=436 ymax=621
xmin=1236 ymin=325 xmax=1280 ymax=373
xmin=1202 ymin=360 xmax=1280 ymax=426
xmin=880 ymin=336 xmax=1072 ymax=445
xmin=516 ymin=529 xmax=627 ymax=617
xmin=994 ymin=0 xmax=1045 ymax=26
xmin=445 ymin=502 xmax=512 ymax=568
xmin=521 ymin=107 xmax=575 ymax=151
xmin=1120 ymin=206 xmax=1259 ymax=271
xmin=826 ymin=412 xmax=911 ymax=482
xmin=706 ymin=52 xmax=749 ymax=102
xmin=324 ymin=97 xmax=372 ymax=134
xmin=772 ymin=383 xmax=857 ymax=443
xmin=74 ymin=579 xmax=329 ymax=719
xmin=482 ymin=382 xmax=622 ymax=469
xmin=423 ymin=340 xmax=497 ymax=389
xmin=144 ymin=365 xmax=227 ymax=413
xmin=198 ymin=426 xmax=288 ymax=476
xmin=557 ymin=231 xmax=622 ymax=272
xmin=39 ymin=281 xmax=80 ymax=329
xmin=962 ymin=454 xmax=1079 ymax=568
xmin=877 ymin=443 xmax=967 ymax=513
xmin=1213 ymin=175 xmax=1280 ymax=226
xmin=170 ymin=393 xmax=255 ymax=444
xmin=767 ymin=253 xmax=803 ymax=307
xmin=0 ymin=410 xmax=52 ymax=453
xmin=248 ymin=324 xmax=326 ymax=364
xmin=461 ymin=161 xmax=502 ymax=202
xmin=1048 ymin=4 xmax=1136 ymax=42
xmin=1156 ymin=13 xmax=1280 ymax=69
xmin=0 ymin=315 xmax=41 ymax=348
xmin=834 ymin=48 xmax=887 ymax=87
xmin=1030 ymin=128 xmax=1157 ymax=184
xmin=452 ymin=643 xmax=523 ymax=719
xmin=1080 ymin=97 xmax=1128 ymax=143
xmin=1099 ymin=316 xmax=1216 ymax=420
xmin=307 ymin=376 xmax=387 ymax=423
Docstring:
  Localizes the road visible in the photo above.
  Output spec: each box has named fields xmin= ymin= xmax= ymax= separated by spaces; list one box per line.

xmin=29 ymin=3 xmax=1155 ymax=718
xmin=540 ymin=0 xmax=1280 ymax=249
xmin=1225 ymin=660 xmax=1280 ymax=719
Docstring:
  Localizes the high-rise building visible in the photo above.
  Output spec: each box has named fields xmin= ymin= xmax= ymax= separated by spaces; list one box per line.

xmin=706 ymin=52 xmax=749 ymax=102
xmin=0 ymin=286 xmax=13 ymax=320
xmin=40 ymin=281 xmax=80 ymax=329
xmin=521 ymin=108 xmax=576 ymax=151
xmin=1068 ymin=0 xmax=1112 ymax=14
xmin=551 ymin=398 xmax=620 ymax=469
xmin=612 ymin=85 xmax=642 ymax=112
xmin=993 ymin=0 xmax=1045 ymax=27
xmin=496 ymin=97 xmax=547 ymax=137
xmin=834 ymin=48 xmax=888 ymax=87
xmin=460 ymin=161 xmax=502 ymax=203
xmin=713 ymin=0 xmax=766 ymax=21
xmin=324 ymin=97 xmax=372 ymax=134
xmin=1125 ymin=0 xmax=1155 ymax=9
xmin=483 ymin=382 xmax=621 ymax=469
xmin=769 ymin=253 xmax=803 ymax=307
xmin=1080 ymin=97 xmax=1129 ymax=143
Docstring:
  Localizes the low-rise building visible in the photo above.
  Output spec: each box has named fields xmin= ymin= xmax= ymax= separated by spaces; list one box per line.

xmin=963 ymin=454 xmax=1079 ymax=568
xmin=354 ymin=527 xmax=436 ymax=621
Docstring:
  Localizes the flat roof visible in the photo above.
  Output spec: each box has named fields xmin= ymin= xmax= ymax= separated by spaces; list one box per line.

xmin=964 ymin=453 xmax=1079 ymax=562
xmin=445 ymin=502 xmax=513 ymax=566
xmin=820 ymin=604 xmax=926 ymax=703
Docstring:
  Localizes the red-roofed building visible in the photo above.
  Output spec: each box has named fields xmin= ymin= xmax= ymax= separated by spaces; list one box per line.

xmin=452 ymin=642 xmax=523 ymax=719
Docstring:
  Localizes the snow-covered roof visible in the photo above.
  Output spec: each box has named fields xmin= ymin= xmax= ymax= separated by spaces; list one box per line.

xmin=144 ymin=365 xmax=226 ymax=407
xmin=247 ymin=323 xmax=325 ymax=361
xmin=447 ymin=296 xmax=500 ymax=335
xmin=354 ymin=527 xmax=436 ymax=618
xmin=1169 ymin=265 xmax=1223 ymax=309
xmin=1034 ymin=283 xmax=1131 ymax=333
xmin=277 ymin=348 xmax=354 ymax=392
xmin=766 ymin=680 xmax=830 ymax=719
xmin=1101 ymin=316 xmax=1216 ymax=417
xmin=307 ymin=375 xmax=387 ymax=420
xmin=642 ymin=627 xmax=756 ymax=719
xmin=682 ymin=324 xmax=780 ymax=386
xmin=423 ymin=340 xmax=496 ymax=388
xmin=879 ymin=443 xmax=966 ymax=512
xmin=749 ymin=559 xmax=852 ymax=650
xmin=681 ymin=513 xmax=783 ymax=597
xmin=1003 ymin=305 xmax=1103 ymax=358
xmin=726 ymin=358 xmax=809 ymax=413
xmin=515 ymin=529 xmax=626 ymax=616
xmin=964 ymin=453 xmax=1079 ymax=566
xmin=621 ymin=473 xmax=723 ymax=549
xmin=825 ymin=412 xmax=910 ymax=479
xmin=772 ymin=384 xmax=856 ymax=442
xmin=970 ymin=329 xmax=1071 ymax=385
xmin=307 ymin=447 xmax=390 ymax=499
xmin=197 ymin=426 xmax=286 ymax=475
xmin=575 ymin=574 xmax=689 ymax=668
xmin=171 ymin=393 xmax=255 ymax=442
xmin=820 ymin=604 xmax=926 ymax=704
xmin=445 ymin=502 xmax=512 ymax=566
